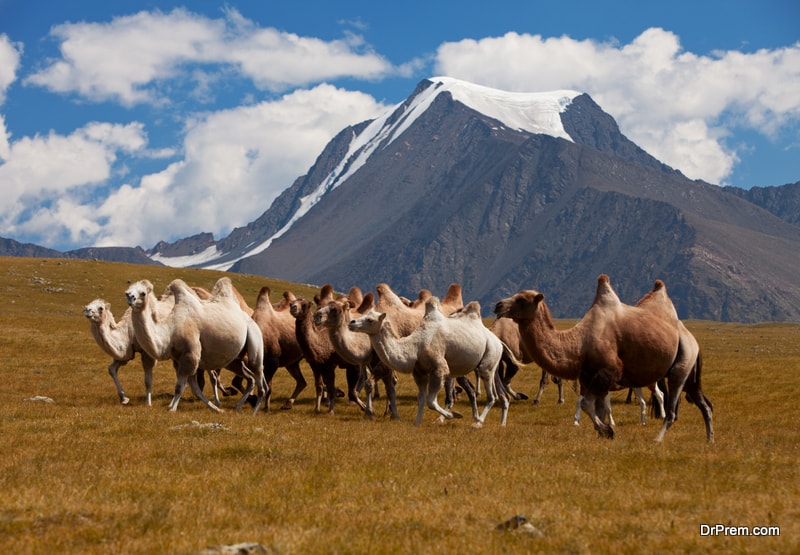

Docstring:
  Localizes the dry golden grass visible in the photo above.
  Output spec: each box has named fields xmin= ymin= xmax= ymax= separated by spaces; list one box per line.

xmin=0 ymin=256 xmax=797 ymax=554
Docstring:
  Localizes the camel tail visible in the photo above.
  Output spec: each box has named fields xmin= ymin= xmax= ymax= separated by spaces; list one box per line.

xmin=500 ymin=342 xmax=523 ymax=368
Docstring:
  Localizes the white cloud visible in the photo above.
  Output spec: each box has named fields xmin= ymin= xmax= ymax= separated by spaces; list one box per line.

xmin=0 ymin=34 xmax=21 ymax=106
xmin=87 ymin=85 xmax=387 ymax=248
xmin=0 ymin=122 xmax=148 ymax=242
xmin=435 ymin=28 xmax=800 ymax=184
xmin=25 ymin=8 xmax=396 ymax=106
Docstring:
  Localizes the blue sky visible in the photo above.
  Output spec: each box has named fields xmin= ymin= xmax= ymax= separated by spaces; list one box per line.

xmin=0 ymin=0 xmax=798 ymax=252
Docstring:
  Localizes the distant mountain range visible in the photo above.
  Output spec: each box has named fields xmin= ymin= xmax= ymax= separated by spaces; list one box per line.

xmin=4 ymin=77 xmax=800 ymax=322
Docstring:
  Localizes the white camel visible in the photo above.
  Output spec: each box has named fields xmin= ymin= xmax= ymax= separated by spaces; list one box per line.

xmin=84 ymin=299 xmax=157 ymax=406
xmin=125 ymin=277 xmax=266 ymax=414
xmin=349 ymin=296 xmax=509 ymax=427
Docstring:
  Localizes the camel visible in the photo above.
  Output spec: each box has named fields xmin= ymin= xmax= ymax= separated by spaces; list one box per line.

xmin=125 ymin=277 xmax=266 ymax=414
xmin=251 ymin=286 xmax=308 ymax=411
xmin=84 ymin=299 xmax=157 ymax=406
xmin=349 ymin=297 xmax=509 ymax=427
xmin=494 ymin=274 xmax=686 ymax=440
xmin=289 ymin=294 xmax=364 ymax=415
xmin=634 ymin=281 xmax=714 ymax=442
xmin=313 ymin=296 xmax=398 ymax=419
xmin=487 ymin=317 xmax=559 ymax=403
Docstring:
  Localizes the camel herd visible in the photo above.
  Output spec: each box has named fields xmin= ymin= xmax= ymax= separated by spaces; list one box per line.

xmin=84 ymin=274 xmax=714 ymax=442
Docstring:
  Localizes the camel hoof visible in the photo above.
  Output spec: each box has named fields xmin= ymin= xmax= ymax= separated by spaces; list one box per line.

xmin=471 ymin=420 xmax=484 ymax=429
xmin=280 ymin=400 xmax=294 ymax=410
xmin=532 ymin=399 xmax=540 ymax=406
xmin=450 ymin=410 xmax=463 ymax=419
xmin=516 ymin=392 xmax=529 ymax=401
xmin=120 ymin=397 xmax=131 ymax=405
xmin=573 ymin=420 xmax=580 ymax=426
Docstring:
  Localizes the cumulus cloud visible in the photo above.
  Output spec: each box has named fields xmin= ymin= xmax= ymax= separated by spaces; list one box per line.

xmin=87 ymin=85 xmax=387 ymax=248
xmin=0 ymin=34 xmax=21 ymax=106
xmin=435 ymin=28 xmax=800 ymax=184
xmin=25 ymin=8 xmax=396 ymax=106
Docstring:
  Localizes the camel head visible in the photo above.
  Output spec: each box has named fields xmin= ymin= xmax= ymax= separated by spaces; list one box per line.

xmin=494 ymin=290 xmax=545 ymax=321
xmin=348 ymin=309 xmax=387 ymax=335
xmin=84 ymin=299 xmax=110 ymax=323
xmin=125 ymin=280 xmax=154 ymax=311
xmin=289 ymin=298 xmax=314 ymax=320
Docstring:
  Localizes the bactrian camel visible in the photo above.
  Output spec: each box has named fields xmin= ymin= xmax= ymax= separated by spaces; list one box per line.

xmin=125 ymin=277 xmax=266 ymax=414
xmin=349 ymin=296 xmax=509 ymax=427
xmin=495 ymin=274 xmax=713 ymax=442
xmin=251 ymin=286 xmax=308 ymax=411
xmin=84 ymin=299 xmax=157 ymax=406
xmin=289 ymin=291 xmax=364 ymax=415
xmin=313 ymin=296 xmax=398 ymax=419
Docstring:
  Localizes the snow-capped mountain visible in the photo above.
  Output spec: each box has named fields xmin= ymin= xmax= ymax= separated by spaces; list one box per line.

xmin=146 ymin=77 xmax=800 ymax=322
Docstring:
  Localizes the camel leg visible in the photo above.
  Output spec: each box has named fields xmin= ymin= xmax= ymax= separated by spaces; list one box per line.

xmin=455 ymin=376 xmax=477 ymax=423
xmin=322 ymin=368 xmax=337 ymax=415
xmin=496 ymin=372 xmax=510 ymax=426
xmin=499 ymin=357 xmax=527 ymax=401
xmin=187 ymin=372 xmax=223 ymax=413
xmin=378 ymin=365 xmax=399 ymax=419
xmin=633 ymin=387 xmax=647 ymax=425
xmin=282 ymin=362 xmax=307 ymax=410
xmin=107 ymin=360 xmax=130 ymax=405
xmin=533 ymin=369 xmax=549 ymax=405
xmin=573 ymin=395 xmax=583 ymax=426
xmin=206 ymin=369 xmax=222 ymax=407
xmin=426 ymin=369 xmax=456 ymax=423
xmin=345 ymin=364 xmax=367 ymax=411
xmin=142 ymin=353 xmax=155 ymax=407
xmin=413 ymin=372 xmax=428 ymax=426
xmin=604 ymin=393 xmax=616 ymax=427
xmin=581 ymin=393 xmax=614 ymax=439
xmin=362 ymin=365 xmax=376 ymax=419
xmin=475 ymin=375 xmax=497 ymax=428
xmin=555 ymin=376 xmax=564 ymax=404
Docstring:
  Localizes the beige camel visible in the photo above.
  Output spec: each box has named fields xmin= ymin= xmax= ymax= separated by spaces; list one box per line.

xmin=313 ymin=297 xmax=398 ymax=418
xmin=349 ymin=297 xmax=509 ymax=427
xmin=289 ymin=294 xmax=364 ymax=415
xmin=635 ymin=280 xmax=714 ymax=442
xmin=494 ymin=274 xmax=682 ymax=439
xmin=84 ymin=299 xmax=157 ymax=406
xmin=251 ymin=286 xmax=308 ymax=411
xmin=125 ymin=277 xmax=266 ymax=414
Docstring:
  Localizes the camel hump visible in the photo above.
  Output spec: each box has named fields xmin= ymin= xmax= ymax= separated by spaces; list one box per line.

xmin=653 ymin=279 xmax=666 ymax=291
xmin=315 ymin=284 xmax=335 ymax=305
xmin=356 ymin=292 xmax=375 ymax=314
xmin=423 ymin=296 xmax=444 ymax=320
xmin=464 ymin=300 xmax=481 ymax=316
xmin=210 ymin=277 xmax=235 ymax=300
xmin=593 ymin=275 xmax=620 ymax=306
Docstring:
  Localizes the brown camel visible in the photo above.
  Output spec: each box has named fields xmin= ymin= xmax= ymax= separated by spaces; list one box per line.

xmin=251 ymin=286 xmax=308 ymax=411
xmin=494 ymin=274 xmax=683 ymax=440
xmin=125 ymin=277 xmax=266 ymax=414
xmin=314 ymin=296 xmax=398 ymax=418
xmin=349 ymin=297 xmax=509 ymax=427
xmin=289 ymin=293 xmax=364 ymax=415
xmin=635 ymin=280 xmax=714 ymax=442
xmin=488 ymin=317 xmax=561 ymax=403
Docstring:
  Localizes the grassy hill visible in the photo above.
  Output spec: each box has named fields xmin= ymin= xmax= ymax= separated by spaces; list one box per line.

xmin=0 ymin=257 xmax=798 ymax=553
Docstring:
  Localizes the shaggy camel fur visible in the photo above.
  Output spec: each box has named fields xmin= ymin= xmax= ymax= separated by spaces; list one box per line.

xmin=289 ymin=294 xmax=364 ymax=415
xmin=494 ymin=274 xmax=683 ymax=440
xmin=349 ymin=297 xmax=509 ymax=427
xmin=313 ymin=296 xmax=398 ymax=419
xmin=84 ymin=299 xmax=157 ymax=406
xmin=251 ymin=286 xmax=308 ymax=411
xmin=634 ymin=281 xmax=714 ymax=442
xmin=125 ymin=278 xmax=266 ymax=414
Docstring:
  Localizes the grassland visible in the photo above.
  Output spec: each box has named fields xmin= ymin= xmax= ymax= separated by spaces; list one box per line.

xmin=0 ymin=256 xmax=797 ymax=554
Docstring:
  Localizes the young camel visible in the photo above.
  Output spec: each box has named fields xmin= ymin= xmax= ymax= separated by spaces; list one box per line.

xmin=494 ymin=274 xmax=684 ymax=440
xmin=251 ymin=286 xmax=308 ymax=411
xmin=125 ymin=277 xmax=266 ymax=414
xmin=313 ymin=296 xmax=398 ymax=419
xmin=289 ymin=295 xmax=364 ymax=415
xmin=84 ymin=299 xmax=157 ymax=406
xmin=349 ymin=297 xmax=509 ymax=427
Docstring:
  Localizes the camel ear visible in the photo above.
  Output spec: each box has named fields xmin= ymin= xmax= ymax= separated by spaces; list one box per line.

xmin=534 ymin=293 xmax=544 ymax=304
xmin=378 ymin=313 xmax=387 ymax=323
